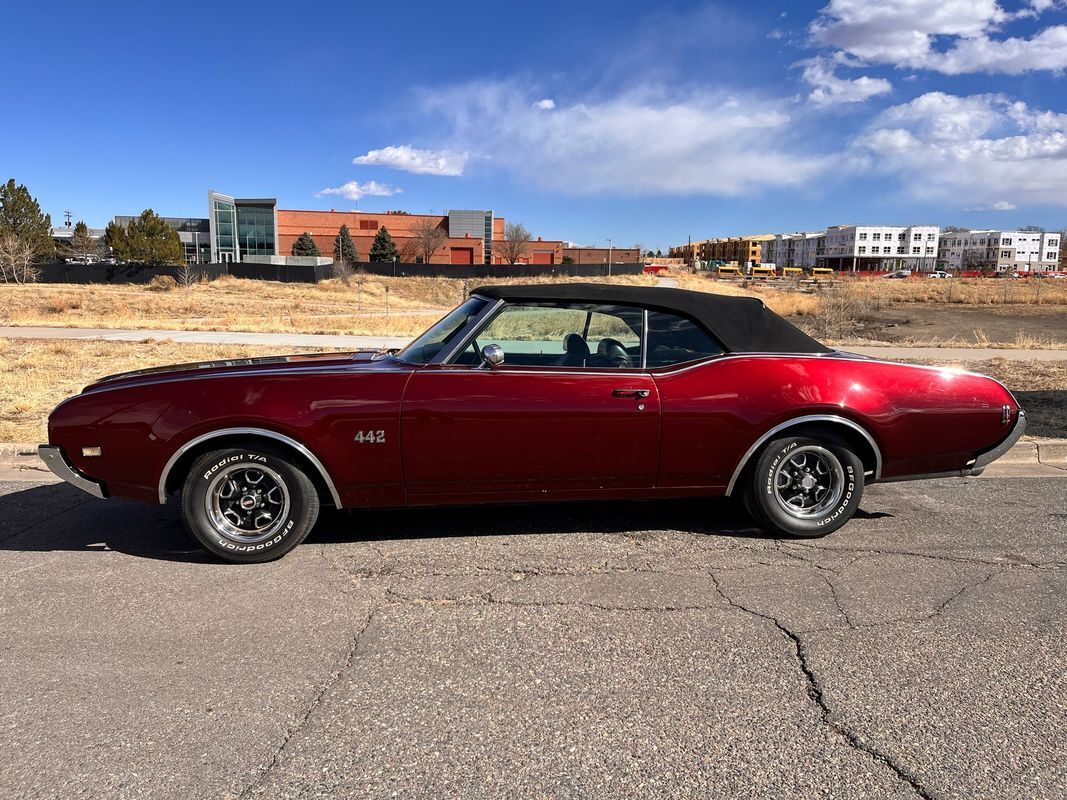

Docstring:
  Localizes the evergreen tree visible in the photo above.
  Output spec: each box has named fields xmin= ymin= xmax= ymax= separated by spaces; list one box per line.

xmin=0 ymin=178 xmax=54 ymax=260
xmin=369 ymin=226 xmax=398 ymax=262
xmin=125 ymin=209 xmax=183 ymax=265
xmin=333 ymin=224 xmax=358 ymax=264
xmin=67 ymin=221 xmax=100 ymax=261
xmin=104 ymin=220 xmax=129 ymax=260
xmin=292 ymin=231 xmax=320 ymax=257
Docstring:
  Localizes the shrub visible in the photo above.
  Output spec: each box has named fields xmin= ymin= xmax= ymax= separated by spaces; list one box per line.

xmin=147 ymin=274 xmax=177 ymax=292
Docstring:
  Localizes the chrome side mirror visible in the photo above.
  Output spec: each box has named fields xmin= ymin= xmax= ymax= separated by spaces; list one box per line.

xmin=480 ymin=343 xmax=504 ymax=369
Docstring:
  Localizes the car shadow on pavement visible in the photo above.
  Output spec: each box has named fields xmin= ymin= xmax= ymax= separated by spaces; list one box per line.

xmin=0 ymin=481 xmax=893 ymax=563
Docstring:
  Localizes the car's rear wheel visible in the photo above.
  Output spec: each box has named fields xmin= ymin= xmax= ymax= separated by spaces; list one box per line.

xmin=181 ymin=446 xmax=320 ymax=562
xmin=744 ymin=435 xmax=863 ymax=538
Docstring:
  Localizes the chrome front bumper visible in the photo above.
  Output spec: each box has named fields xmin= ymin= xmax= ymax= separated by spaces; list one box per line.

xmin=38 ymin=445 xmax=108 ymax=499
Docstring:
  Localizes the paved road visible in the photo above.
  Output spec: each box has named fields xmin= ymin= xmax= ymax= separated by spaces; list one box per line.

xmin=1 ymin=478 xmax=1064 ymax=799
xmin=3 ymin=325 xmax=1066 ymax=361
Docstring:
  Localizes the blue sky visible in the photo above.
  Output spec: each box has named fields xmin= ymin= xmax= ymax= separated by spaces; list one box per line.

xmin=3 ymin=0 xmax=1066 ymax=249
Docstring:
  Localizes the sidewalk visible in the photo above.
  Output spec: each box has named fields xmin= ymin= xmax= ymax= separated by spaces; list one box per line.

xmin=3 ymin=325 xmax=1067 ymax=361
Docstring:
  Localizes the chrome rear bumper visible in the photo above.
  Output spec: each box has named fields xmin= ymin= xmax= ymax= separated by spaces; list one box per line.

xmin=38 ymin=445 xmax=108 ymax=499
xmin=882 ymin=409 xmax=1027 ymax=482
xmin=968 ymin=408 xmax=1026 ymax=476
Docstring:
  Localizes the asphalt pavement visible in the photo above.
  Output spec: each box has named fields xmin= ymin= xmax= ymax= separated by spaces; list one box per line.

xmin=1 ymin=477 xmax=1065 ymax=799
xmin=3 ymin=325 xmax=1066 ymax=361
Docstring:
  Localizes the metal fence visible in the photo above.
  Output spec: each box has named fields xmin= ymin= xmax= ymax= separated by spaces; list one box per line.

xmin=30 ymin=261 xmax=646 ymax=285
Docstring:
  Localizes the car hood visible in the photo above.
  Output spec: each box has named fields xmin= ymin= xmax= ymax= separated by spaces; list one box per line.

xmin=82 ymin=350 xmax=400 ymax=393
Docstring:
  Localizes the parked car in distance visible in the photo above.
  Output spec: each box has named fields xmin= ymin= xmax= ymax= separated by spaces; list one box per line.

xmin=927 ymin=271 xmax=953 ymax=279
xmin=40 ymin=283 xmax=1025 ymax=563
xmin=884 ymin=270 xmax=912 ymax=279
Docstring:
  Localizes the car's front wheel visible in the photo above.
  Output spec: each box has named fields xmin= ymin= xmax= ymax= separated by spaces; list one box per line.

xmin=181 ymin=446 xmax=320 ymax=562
xmin=744 ymin=435 xmax=863 ymax=538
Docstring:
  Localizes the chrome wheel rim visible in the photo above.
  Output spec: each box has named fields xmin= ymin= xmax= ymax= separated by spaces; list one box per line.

xmin=772 ymin=446 xmax=844 ymax=520
xmin=205 ymin=464 xmax=290 ymax=543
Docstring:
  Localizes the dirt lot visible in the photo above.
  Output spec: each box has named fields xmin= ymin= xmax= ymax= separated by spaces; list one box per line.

xmin=846 ymin=304 xmax=1067 ymax=347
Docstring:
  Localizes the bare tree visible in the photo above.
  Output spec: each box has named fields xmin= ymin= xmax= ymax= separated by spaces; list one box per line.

xmin=500 ymin=221 xmax=532 ymax=264
xmin=397 ymin=236 xmax=420 ymax=264
xmin=411 ymin=218 xmax=448 ymax=263
xmin=0 ymin=232 xmax=41 ymax=283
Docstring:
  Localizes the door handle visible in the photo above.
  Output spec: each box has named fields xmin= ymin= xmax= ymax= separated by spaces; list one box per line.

xmin=612 ymin=388 xmax=650 ymax=398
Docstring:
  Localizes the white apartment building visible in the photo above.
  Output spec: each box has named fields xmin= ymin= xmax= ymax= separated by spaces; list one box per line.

xmin=818 ymin=224 xmax=940 ymax=271
xmin=937 ymin=230 xmax=1061 ymax=273
xmin=761 ymin=232 xmax=823 ymax=268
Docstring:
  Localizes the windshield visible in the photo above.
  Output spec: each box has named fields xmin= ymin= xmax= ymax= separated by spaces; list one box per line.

xmin=396 ymin=296 xmax=488 ymax=364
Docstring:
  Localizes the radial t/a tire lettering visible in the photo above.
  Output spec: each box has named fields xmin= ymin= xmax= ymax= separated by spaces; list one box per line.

xmin=181 ymin=446 xmax=320 ymax=563
xmin=745 ymin=435 xmax=864 ymax=538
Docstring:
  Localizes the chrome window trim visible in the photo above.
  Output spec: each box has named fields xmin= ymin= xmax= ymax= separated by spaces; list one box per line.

xmin=640 ymin=308 xmax=649 ymax=370
xmin=157 ymin=427 xmax=342 ymax=508
xmin=434 ymin=296 xmax=505 ymax=365
xmin=724 ymin=414 xmax=883 ymax=496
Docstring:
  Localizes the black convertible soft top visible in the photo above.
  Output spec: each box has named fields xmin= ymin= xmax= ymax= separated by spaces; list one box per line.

xmin=472 ymin=283 xmax=832 ymax=355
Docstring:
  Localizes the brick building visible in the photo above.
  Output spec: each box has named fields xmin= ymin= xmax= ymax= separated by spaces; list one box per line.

xmin=278 ymin=208 xmax=563 ymax=265
xmin=563 ymin=246 xmax=641 ymax=264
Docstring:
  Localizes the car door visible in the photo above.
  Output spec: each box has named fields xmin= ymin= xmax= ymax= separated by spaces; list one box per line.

xmin=400 ymin=301 xmax=661 ymax=503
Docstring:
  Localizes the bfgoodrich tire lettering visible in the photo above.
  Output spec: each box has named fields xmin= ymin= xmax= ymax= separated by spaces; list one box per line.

xmin=745 ymin=435 xmax=864 ymax=538
xmin=181 ymin=446 xmax=320 ymax=563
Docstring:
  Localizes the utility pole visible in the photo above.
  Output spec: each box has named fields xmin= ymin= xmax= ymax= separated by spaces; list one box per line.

xmin=607 ymin=238 xmax=613 ymax=277
xmin=63 ymin=210 xmax=72 ymax=227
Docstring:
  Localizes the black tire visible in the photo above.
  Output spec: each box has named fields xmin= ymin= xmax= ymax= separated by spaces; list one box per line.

xmin=745 ymin=435 xmax=863 ymax=538
xmin=181 ymin=446 xmax=320 ymax=563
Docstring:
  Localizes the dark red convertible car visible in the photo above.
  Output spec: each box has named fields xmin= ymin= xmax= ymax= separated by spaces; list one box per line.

xmin=40 ymin=283 xmax=1025 ymax=562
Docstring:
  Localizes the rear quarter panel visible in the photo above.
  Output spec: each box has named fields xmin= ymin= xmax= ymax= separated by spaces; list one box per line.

xmin=652 ymin=355 xmax=1017 ymax=488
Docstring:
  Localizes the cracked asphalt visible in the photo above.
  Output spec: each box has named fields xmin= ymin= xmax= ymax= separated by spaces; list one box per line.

xmin=0 ymin=478 xmax=1064 ymax=799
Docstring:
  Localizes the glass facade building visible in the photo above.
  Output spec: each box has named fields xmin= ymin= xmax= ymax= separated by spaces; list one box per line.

xmin=208 ymin=190 xmax=278 ymax=263
xmin=112 ymin=215 xmax=211 ymax=263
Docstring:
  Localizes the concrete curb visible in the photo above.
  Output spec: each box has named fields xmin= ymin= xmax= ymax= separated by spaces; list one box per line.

xmin=0 ymin=443 xmax=41 ymax=457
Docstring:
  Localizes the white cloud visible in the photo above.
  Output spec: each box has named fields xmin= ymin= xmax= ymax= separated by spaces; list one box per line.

xmin=800 ymin=56 xmax=893 ymax=105
xmin=811 ymin=0 xmax=1067 ymax=74
xmin=533 ymin=98 xmax=556 ymax=110
xmin=932 ymin=25 xmax=1067 ymax=74
xmin=315 ymin=180 xmax=401 ymax=202
xmin=352 ymin=144 xmax=468 ymax=176
xmin=853 ymin=92 xmax=1067 ymax=207
xmin=965 ymin=200 xmax=1017 ymax=210
xmin=414 ymin=81 xmax=828 ymax=196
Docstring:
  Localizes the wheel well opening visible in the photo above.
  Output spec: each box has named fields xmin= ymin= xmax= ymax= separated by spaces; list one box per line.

xmin=163 ymin=434 xmax=337 ymax=508
xmin=730 ymin=419 xmax=881 ymax=496
xmin=773 ymin=421 xmax=880 ymax=478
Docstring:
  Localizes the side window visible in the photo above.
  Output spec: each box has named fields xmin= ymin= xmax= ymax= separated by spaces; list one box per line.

xmin=645 ymin=310 xmax=724 ymax=367
xmin=453 ymin=303 xmax=643 ymax=368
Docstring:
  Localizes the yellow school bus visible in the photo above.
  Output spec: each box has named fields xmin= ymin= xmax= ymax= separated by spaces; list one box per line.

xmin=750 ymin=265 xmax=777 ymax=279
xmin=716 ymin=265 xmax=743 ymax=278
xmin=811 ymin=267 xmax=835 ymax=280
xmin=782 ymin=267 xmax=804 ymax=277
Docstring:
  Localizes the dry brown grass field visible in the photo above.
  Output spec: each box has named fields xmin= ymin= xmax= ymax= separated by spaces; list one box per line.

xmin=0 ymin=272 xmax=1065 ymax=347
xmin=0 ymin=338 xmax=345 ymax=443
xmin=3 ymin=337 xmax=1062 ymax=444
xmin=0 ymin=274 xmax=817 ymax=337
